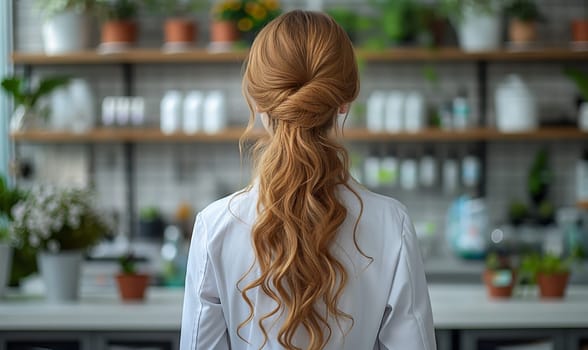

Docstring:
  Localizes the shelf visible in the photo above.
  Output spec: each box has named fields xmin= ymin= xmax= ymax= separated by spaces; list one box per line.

xmin=10 ymin=127 xmax=587 ymax=143
xmin=11 ymin=47 xmax=588 ymax=65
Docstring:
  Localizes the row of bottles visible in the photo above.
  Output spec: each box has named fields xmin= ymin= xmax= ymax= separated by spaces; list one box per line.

xmin=354 ymin=148 xmax=482 ymax=194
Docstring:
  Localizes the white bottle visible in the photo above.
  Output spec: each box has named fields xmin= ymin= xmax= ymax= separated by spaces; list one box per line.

xmin=384 ymin=91 xmax=404 ymax=132
xmin=161 ymin=91 xmax=183 ymax=134
xmin=404 ymin=91 xmax=425 ymax=133
xmin=68 ymin=78 xmax=95 ymax=133
xmin=443 ymin=153 xmax=459 ymax=195
xmin=116 ymin=97 xmax=131 ymax=126
xmin=577 ymin=150 xmax=588 ymax=202
xmin=419 ymin=150 xmax=437 ymax=188
xmin=400 ymin=155 xmax=418 ymax=191
xmin=380 ymin=149 xmax=399 ymax=187
xmin=130 ymin=97 xmax=145 ymax=126
xmin=366 ymin=91 xmax=386 ymax=132
xmin=183 ymin=91 xmax=204 ymax=134
xmin=462 ymin=152 xmax=481 ymax=189
xmin=364 ymin=151 xmax=380 ymax=188
xmin=101 ymin=97 xmax=116 ymax=127
xmin=203 ymin=90 xmax=227 ymax=134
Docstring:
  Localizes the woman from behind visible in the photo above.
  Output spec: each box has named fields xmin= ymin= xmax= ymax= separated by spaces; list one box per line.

xmin=180 ymin=10 xmax=436 ymax=350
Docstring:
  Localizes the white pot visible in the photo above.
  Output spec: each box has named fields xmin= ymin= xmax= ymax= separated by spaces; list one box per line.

xmin=42 ymin=11 xmax=90 ymax=54
xmin=579 ymin=101 xmax=588 ymax=131
xmin=38 ymin=251 xmax=83 ymax=303
xmin=495 ymin=75 xmax=538 ymax=132
xmin=457 ymin=6 xmax=502 ymax=52
xmin=0 ymin=244 xmax=12 ymax=298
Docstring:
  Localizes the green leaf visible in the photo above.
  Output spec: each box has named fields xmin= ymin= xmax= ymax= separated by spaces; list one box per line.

xmin=30 ymin=76 xmax=70 ymax=107
xmin=564 ymin=67 xmax=588 ymax=101
xmin=1 ymin=77 xmax=26 ymax=106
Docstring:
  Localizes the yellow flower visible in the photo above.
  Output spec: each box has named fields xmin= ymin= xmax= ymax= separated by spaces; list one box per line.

xmin=252 ymin=6 xmax=267 ymax=20
xmin=238 ymin=18 xmax=254 ymax=31
xmin=264 ymin=0 xmax=279 ymax=11
xmin=245 ymin=2 xmax=257 ymax=15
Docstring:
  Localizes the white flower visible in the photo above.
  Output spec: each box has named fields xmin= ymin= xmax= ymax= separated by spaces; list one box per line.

xmin=11 ymin=203 xmax=26 ymax=223
xmin=28 ymin=234 xmax=40 ymax=248
xmin=47 ymin=240 xmax=60 ymax=253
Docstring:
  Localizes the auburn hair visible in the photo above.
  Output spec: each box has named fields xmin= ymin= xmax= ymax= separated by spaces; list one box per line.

xmin=238 ymin=10 xmax=362 ymax=350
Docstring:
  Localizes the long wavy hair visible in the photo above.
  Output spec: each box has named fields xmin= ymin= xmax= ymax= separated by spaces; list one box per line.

xmin=238 ymin=10 xmax=362 ymax=350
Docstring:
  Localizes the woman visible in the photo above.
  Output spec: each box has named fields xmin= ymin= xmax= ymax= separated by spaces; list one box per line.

xmin=180 ymin=10 xmax=435 ymax=350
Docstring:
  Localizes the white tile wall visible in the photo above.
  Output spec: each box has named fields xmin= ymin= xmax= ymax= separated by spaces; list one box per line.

xmin=11 ymin=0 xmax=588 ymax=237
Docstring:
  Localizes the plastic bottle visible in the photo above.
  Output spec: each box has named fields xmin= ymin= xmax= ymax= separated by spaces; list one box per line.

xmin=420 ymin=148 xmax=437 ymax=188
xmin=364 ymin=149 xmax=380 ymax=188
xmin=366 ymin=91 xmax=386 ymax=132
xmin=203 ymin=90 xmax=227 ymax=133
xmin=380 ymin=148 xmax=399 ymax=187
xmin=452 ymin=88 xmax=470 ymax=130
xmin=400 ymin=153 xmax=418 ymax=191
xmin=183 ymin=91 xmax=204 ymax=134
xmin=462 ymin=150 xmax=481 ymax=189
xmin=384 ymin=91 xmax=404 ymax=132
xmin=161 ymin=91 xmax=182 ymax=134
xmin=443 ymin=152 xmax=459 ymax=195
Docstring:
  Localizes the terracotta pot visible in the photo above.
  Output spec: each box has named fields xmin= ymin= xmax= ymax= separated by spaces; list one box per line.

xmin=483 ymin=269 xmax=516 ymax=298
xmin=509 ymin=19 xmax=537 ymax=43
xmin=101 ymin=20 xmax=138 ymax=44
xmin=537 ymin=272 xmax=569 ymax=299
xmin=572 ymin=19 xmax=588 ymax=42
xmin=210 ymin=20 xmax=239 ymax=43
xmin=116 ymin=274 xmax=149 ymax=301
xmin=164 ymin=18 xmax=196 ymax=44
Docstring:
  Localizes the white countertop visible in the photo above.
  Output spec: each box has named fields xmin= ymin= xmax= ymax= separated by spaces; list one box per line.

xmin=1 ymin=285 xmax=588 ymax=331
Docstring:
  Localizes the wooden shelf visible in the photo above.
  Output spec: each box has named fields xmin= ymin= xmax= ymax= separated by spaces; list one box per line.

xmin=11 ymin=47 xmax=588 ymax=65
xmin=10 ymin=127 xmax=587 ymax=143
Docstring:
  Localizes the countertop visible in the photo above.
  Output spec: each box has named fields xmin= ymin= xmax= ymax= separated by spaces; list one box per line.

xmin=1 ymin=285 xmax=588 ymax=331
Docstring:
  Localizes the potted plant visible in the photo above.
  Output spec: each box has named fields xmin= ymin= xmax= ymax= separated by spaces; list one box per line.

xmin=326 ymin=7 xmax=359 ymax=43
xmin=116 ymin=252 xmax=149 ymax=301
xmin=36 ymin=0 xmax=95 ymax=54
xmin=10 ymin=186 xmax=110 ymax=302
xmin=520 ymin=253 xmax=571 ymax=299
xmin=571 ymin=4 xmax=588 ymax=45
xmin=139 ymin=206 xmax=165 ymax=240
xmin=367 ymin=0 xmax=432 ymax=48
xmin=483 ymin=252 xmax=516 ymax=298
xmin=1 ymin=75 xmax=70 ymax=132
xmin=0 ymin=176 xmax=25 ymax=298
xmin=508 ymin=200 xmax=528 ymax=226
xmin=441 ymin=0 xmax=503 ymax=52
xmin=505 ymin=0 xmax=544 ymax=46
xmin=563 ymin=67 xmax=588 ymax=131
xmin=527 ymin=149 xmax=551 ymax=207
xmin=209 ymin=0 xmax=281 ymax=50
xmin=96 ymin=0 xmax=139 ymax=52
xmin=145 ymin=0 xmax=205 ymax=50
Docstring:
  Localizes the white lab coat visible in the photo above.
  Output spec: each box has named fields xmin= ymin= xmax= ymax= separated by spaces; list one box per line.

xmin=180 ymin=180 xmax=436 ymax=350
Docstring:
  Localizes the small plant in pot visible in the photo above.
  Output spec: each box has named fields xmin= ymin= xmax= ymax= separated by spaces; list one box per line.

xmin=508 ymin=200 xmax=529 ymax=227
xmin=36 ymin=0 xmax=95 ymax=54
xmin=571 ymin=4 xmax=588 ymax=45
xmin=116 ymin=252 xmax=149 ymax=301
xmin=96 ymin=0 xmax=139 ymax=52
xmin=145 ymin=0 xmax=205 ymax=51
xmin=520 ymin=253 xmax=571 ymax=299
xmin=139 ymin=207 xmax=165 ymax=240
xmin=483 ymin=252 xmax=517 ymax=298
xmin=1 ymin=75 xmax=70 ymax=132
xmin=563 ymin=67 xmax=588 ymax=131
xmin=505 ymin=0 xmax=545 ymax=46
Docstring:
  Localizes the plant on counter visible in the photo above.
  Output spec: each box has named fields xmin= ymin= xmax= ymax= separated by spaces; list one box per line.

xmin=139 ymin=206 xmax=165 ymax=239
xmin=1 ymin=75 xmax=70 ymax=132
xmin=508 ymin=200 xmax=529 ymax=226
xmin=144 ymin=0 xmax=206 ymax=47
xmin=95 ymin=0 xmax=140 ymax=49
xmin=527 ymin=149 xmax=554 ymax=225
xmin=563 ymin=67 xmax=588 ymax=131
xmin=483 ymin=252 xmax=517 ymax=298
xmin=116 ymin=252 xmax=150 ymax=301
xmin=519 ymin=253 xmax=572 ymax=299
xmin=505 ymin=0 xmax=544 ymax=44
xmin=210 ymin=0 xmax=281 ymax=46
xmin=10 ymin=185 xmax=110 ymax=302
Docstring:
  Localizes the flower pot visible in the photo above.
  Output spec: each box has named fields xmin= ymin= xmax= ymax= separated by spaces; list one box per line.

xmin=10 ymin=106 xmax=42 ymax=132
xmin=578 ymin=101 xmax=588 ymax=131
xmin=37 ymin=251 xmax=83 ymax=303
xmin=164 ymin=18 xmax=196 ymax=44
xmin=537 ymin=272 xmax=569 ymax=299
xmin=210 ymin=20 xmax=240 ymax=44
xmin=116 ymin=274 xmax=149 ymax=301
xmin=483 ymin=269 xmax=516 ymax=298
xmin=0 ymin=244 xmax=12 ymax=298
xmin=509 ymin=19 xmax=537 ymax=44
xmin=100 ymin=20 xmax=138 ymax=51
xmin=139 ymin=218 xmax=165 ymax=240
xmin=456 ymin=5 xmax=502 ymax=52
xmin=42 ymin=11 xmax=91 ymax=54
xmin=572 ymin=19 xmax=588 ymax=43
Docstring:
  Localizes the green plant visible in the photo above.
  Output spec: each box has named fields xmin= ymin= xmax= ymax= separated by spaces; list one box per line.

xmin=139 ymin=206 xmax=161 ymax=221
xmin=508 ymin=200 xmax=528 ymax=225
xmin=537 ymin=200 xmax=555 ymax=225
xmin=519 ymin=253 xmax=571 ymax=285
xmin=505 ymin=0 xmax=544 ymax=21
xmin=326 ymin=7 xmax=358 ymax=41
xmin=527 ymin=149 xmax=551 ymax=205
xmin=440 ymin=0 xmax=500 ymax=22
xmin=1 ymin=75 xmax=70 ymax=113
xmin=211 ymin=0 xmax=281 ymax=34
xmin=0 ymin=175 xmax=26 ymax=242
xmin=10 ymin=186 xmax=110 ymax=253
xmin=35 ymin=0 xmax=95 ymax=17
xmin=485 ymin=252 xmax=510 ymax=271
xmin=119 ymin=252 xmax=138 ymax=275
xmin=95 ymin=0 xmax=139 ymax=21
xmin=144 ymin=0 xmax=205 ymax=17
xmin=564 ymin=67 xmax=588 ymax=102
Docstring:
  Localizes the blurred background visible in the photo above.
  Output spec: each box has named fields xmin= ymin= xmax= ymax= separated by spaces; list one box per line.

xmin=0 ymin=0 xmax=588 ymax=349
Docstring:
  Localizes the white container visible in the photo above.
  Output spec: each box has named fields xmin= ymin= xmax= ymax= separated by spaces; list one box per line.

xmin=404 ymin=92 xmax=425 ymax=132
xmin=130 ymin=97 xmax=145 ymax=126
xmin=419 ymin=152 xmax=437 ymax=188
xmin=366 ymin=91 xmax=386 ymax=132
xmin=400 ymin=157 xmax=418 ymax=190
xmin=577 ymin=150 xmax=588 ymax=202
xmin=42 ymin=11 xmax=91 ymax=54
xmin=495 ymin=75 xmax=538 ymax=132
xmin=101 ymin=97 xmax=116 ymax=127
xmin=38 ymin=251 xmax=83 ymax=303
xmin=116 ymin=97 xmax=131 ymax=126
xmin=364 ymin=153 xmax=380 ymax=188
xmin=49 ymin=87 xmax=74 ymax=131
xmin=456 ymin=5 xmax=502 ymax=52
xmin=183 ymin=91 xmax=204 ymax=134
xmin=579 ymin=101 xmax=588 ymax=131
xmin=161 ymin=91 xmax=183 ymax=134
xmin=462 ymin=153 xmax=481 ymax=188
xmin=69 ymin=79 xmax=94 ymax=133
xmin=384 ymin=91 xmax=404 ymax=132
xmin=203 ymin=91 xmax=227 ymax=133
xmin=380 ymin=153 xmax=399 ymax=187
